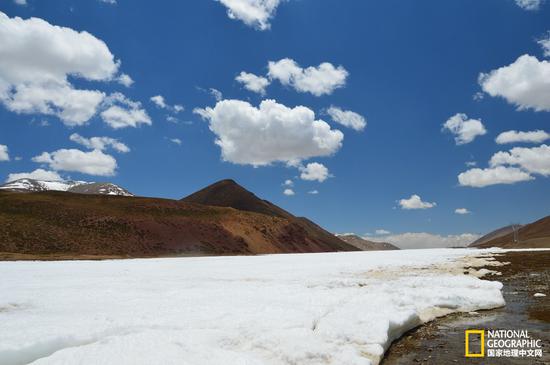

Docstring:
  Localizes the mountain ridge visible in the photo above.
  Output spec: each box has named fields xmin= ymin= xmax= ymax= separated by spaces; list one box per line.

xmin=0 ymin=178 xmax=133 ymax=196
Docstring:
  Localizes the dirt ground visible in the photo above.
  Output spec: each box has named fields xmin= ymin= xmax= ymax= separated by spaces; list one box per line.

xmin=381 ymin=250 xmax=550 ymax=365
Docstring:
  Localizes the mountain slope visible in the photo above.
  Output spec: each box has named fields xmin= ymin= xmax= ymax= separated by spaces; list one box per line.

xmin=182 ymin=179 xmax=355 ymax=252
xmin=469 ymin=224 xmax=519 ymax=247
xmin=182 ymin=179 xmax=293 ymax=219
xmin=0 ymin=178 xmax=133 ymax=196
xmin=337 ymin=234 xmax=400 ymax=251
xmin=0 ymin=180 xmax=356 ymax=259
xmin=473 ymin=215 xmax=550 ymax=248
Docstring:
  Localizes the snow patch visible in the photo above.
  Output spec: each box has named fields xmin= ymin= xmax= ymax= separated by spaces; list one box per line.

xmin=0 ymin=249 xmax=506 ymax=364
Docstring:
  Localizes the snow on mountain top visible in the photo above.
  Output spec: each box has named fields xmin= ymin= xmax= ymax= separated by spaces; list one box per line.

xmin=0 ymin=248 xmax=505 ymax=365
xmin=0 ymin=178 xmax=133 ymax=196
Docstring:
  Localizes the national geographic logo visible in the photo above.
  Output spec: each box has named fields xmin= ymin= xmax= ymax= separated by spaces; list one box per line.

xmin=465 ymin=329 xmax=543 ymax=359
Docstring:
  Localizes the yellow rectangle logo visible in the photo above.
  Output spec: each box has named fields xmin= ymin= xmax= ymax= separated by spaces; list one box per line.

xmin=465 ymin=329 xmax=485 ymax=357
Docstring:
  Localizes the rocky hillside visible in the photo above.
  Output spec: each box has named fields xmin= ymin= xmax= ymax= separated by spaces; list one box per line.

xmin=472 ymin=215 xmax=550 ymax=248
xmin=336 ymin=234 xmax=400 ymax=251
xmin=0 ymin=180 xmax=356 ymax=259
xmin=0 ymin=178 xmax=133 ymax=196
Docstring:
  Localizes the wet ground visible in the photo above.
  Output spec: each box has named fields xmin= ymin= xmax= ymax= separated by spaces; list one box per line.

xmin=382 ymin=250 xmax=550 ymax=365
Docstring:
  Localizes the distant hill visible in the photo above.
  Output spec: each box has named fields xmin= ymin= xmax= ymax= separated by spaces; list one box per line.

xmin=0 ymin=178 xmax=133 ymax=196
xmin=336 ymin=234 xmax=400 ymax=251
xmin=469 ymin=224 xmax=519 ymax=247
xmin=472 ymin=216 xmax=550 ymax=248
xmin=0 ymin=179 xmax=356 ymax=259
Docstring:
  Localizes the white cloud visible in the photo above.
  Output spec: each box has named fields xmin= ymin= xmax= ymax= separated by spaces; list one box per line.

xmin=33 ymin=148 xmax=117 ymax=176
xmin=268 ymin=58 xmax=349 ymax=96
xmin=236 ymin=71 xmax=270 ymax=95
xmin=283 ymin=179 xmax=293 ymax=187
xmin=0 ymin=144 xmax=9 ymax=161
xmin=299 ymin=162 xmax=330 ymax=182
xmin=479 ymin=55 xmax=550 ymax=112
xmin=283 ymin=188 xmax=295 ymax=196
xmin=6 ymin=169 xmax=62 ymax=182
xmin=14 ymin=0 xmax=27 ymax=6
xmin=367 ymin=232 xmax=480 ymax=249
xmin=307 ymin=190 xmax=319 ymax=195
xmin=398 ymin=194 xmax=436 ymax=210
xmin=490 ymin=144 xmax=550 ymax=176
xmin=466 ymin=161 xmax=477 ymax=167
xmin=217 ymin=0 xmax=283 ymax=30
xmin=375 ymin=229 xmax=391 ymax=235
xmin=496 ymin=130 xmax=550 ymax=144
xmin=515 ymin=0 xmax=542 ymax=11
xmin=326 ymin=106 xmax=366 ymax=131
xmin=150 ymin=95 xmax=167 ymax=109
xmin=455 ymin=208 xmax=471 ymax=215
xmin=0 ymin=12 xmax=125 ymax=126
xmin=538 ymin=32 xmax=550 ymax=58
xmin=150 ymin=95 xmax=183 ymax=113
xmin=170 ymin=138 xmax=182 ymax=145
xmin=458 ymin=166 xmax=534 ymax=187
xmin=117 ymin=73 xmax=134 ymax=87
xmin=442 ymin=113 xmax=487 ymax=145
xmin=194 ymin=99 xmax=343 ymax=166
xmin=101 ymin=93 xmax=151 ymax=129
xmin=99 ymin=0 xmax=117 ymax=4
xmin=209 ymin=88 xmax=223 ymax=102
xmin=69 ymin=133 xmax=130 ymax=153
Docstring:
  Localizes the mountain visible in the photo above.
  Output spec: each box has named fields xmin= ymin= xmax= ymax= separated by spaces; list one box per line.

xmin=0 ymin=179 xmax=356 ymax=259
xmin=0 ymin=178 xmax=133 ymax=196
xmin=469 ymin=224 xmax=520 ymax=247
xmin=336 ymin=234 xmax=400 ymax=251
xmin=182 ymin=179 xmax=356 ymax=252
xmin=182 ymin=179 xmax=293 ymax=219
xmin=472 ymin=215 xmax=550 ymax=248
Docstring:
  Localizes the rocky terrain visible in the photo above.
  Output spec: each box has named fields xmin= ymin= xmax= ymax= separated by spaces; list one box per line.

xmin=471 ymin=216 xmax=550 ymax=249
xmin=0 ymin=179 xmax=356 ymax=259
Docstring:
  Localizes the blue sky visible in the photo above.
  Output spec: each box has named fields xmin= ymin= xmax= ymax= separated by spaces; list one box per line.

xmin=0 ymin=0 xmax=549 ymax=246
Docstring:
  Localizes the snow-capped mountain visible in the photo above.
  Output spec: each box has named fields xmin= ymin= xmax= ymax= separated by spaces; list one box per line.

xmin=0 ymin=178 xmax=134 ymax=196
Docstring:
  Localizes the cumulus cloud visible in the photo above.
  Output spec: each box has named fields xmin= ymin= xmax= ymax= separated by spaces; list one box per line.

xmin=117 ymin=73 xmax=134 ymax=87
xmin=375 ymin=229 xmax=391 ymax=235
xmin=217 ymin=0 xmax=283 ymax=30
xmin=455 ymin=208 xmax=471 ymax=215
xmin=236 ymin=71 xmax=270 ymax=95
xmin=283 ymin=188 xmax=295 ymax=196
xmin=101 ymin=93 xmax=152 ymax=129
xmin=150 ymin=95 xmax=184 ymax=113
xmin=209 ymin=88 xmax=223 ymax=102
xmin=6 ymin=169 xmax=63 ymax=182
xmin=0 ymin=12 xmax=128 ymax=126
xmin=466 ymin=161 xmax=477 ymax=167
xmin=490 ymin=144 xmax=550 ymax=176
xmin=496 ymin=130 xmax=550 ymax=144
xmin=307 ymin=190 xmax=319 ymax=194
xmin=99 ymin=0 xmax=117 ymax=4
xmin=268 ymin=58 xmax=348 ymax=96
xmin=398 ymin=194 xmax=436 ymax=210
xmin=170 ymin=138 xmax=182 ymax=145
xmin=69 ymin=133 xmax=130 ymax=153
xmin=326 ymin=106 xmax=366 ymax=131
xmin=13 ymin=0 xmax=27 ymax=6
xmin=283 ymin=179 xmax=293 ymax=187
xmin=32 ymin=148 xmax=117 ymax=176
xmin=538 ymin=32 xmax=550 ymax=58
xmin=479 ymin=55 xmax=550 ymax=112
xmin=299 ymin=162 xmax=330 ymax=182
xmin=515 ymin=0 xmax=542 ymax=10
xmin=366 ymin=232 xmax=481 ymax=249
xmin=194 ymin=99 xmax=343 ymax=166
xmin=442 ymin=113 xmax=487 ymax=145
xmin=0 ymin=144 xmax=9 ymax=161
xmin=6 ymin=168 xmax=62 ymax=182
xmin=458 ymin=166 xmax=534 ymax=187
